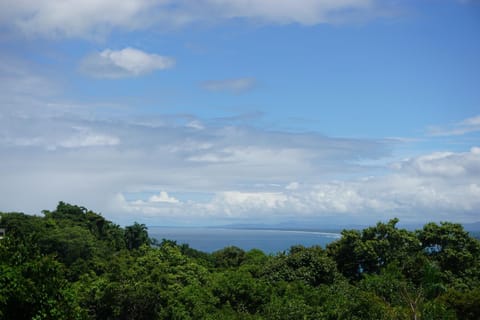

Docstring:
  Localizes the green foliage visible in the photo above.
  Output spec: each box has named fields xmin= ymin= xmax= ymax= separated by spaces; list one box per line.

xmin=327 ymin=218 xmax=420 ymax=280
xmin=315 ymin=280 xmax=392 ymax=320
xmin=0 ymin=237 xmax=81 ymax=320
xmin=124 ymin=222 xmax=150 ymax=250
xmin=212 ymin=270 xmax=269 ymax=314
xmin=263 ymin=295 xmax=314 ymax=319
xmin=440 ymin=288 xmax=480 ymax=320
xmin=263 ymin=245 xmax=337 ymax=286
xmin=417 ymin=222 xmax=480 ymax=278
xmin=178 ymin=243 xmax=215 ymax=267
xmin=2 ymin=205 xmax=479 ymax=319
xmin=212 ymin=246 xmax=246 ymax=269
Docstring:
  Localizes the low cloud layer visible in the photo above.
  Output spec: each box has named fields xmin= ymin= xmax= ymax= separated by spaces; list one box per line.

xmin=114 ymin=147 xmax=480 ymax=224
xmin=2 ymin=89 xmax=480 ymax=225
xmin=80 ymin=48 xmax=175 ymax=78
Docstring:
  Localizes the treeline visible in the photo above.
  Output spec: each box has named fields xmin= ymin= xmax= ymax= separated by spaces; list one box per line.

xmin=1 ymin=202 xmax=479 ymax=319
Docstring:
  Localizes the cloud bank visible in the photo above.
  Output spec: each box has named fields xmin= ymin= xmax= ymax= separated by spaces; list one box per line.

xmin=2 ymin=93 xmax=480 ymax=225
xmin=114 ymin=147 xmax=480 ymax=224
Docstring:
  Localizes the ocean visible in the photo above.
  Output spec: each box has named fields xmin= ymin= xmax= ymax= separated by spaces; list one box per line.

xmin=148 ymin=227 xmax=341 ymax=254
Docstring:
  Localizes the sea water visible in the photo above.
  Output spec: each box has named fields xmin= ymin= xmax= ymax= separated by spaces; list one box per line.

xmin=149 ymin=227 xmax=341 ymax=254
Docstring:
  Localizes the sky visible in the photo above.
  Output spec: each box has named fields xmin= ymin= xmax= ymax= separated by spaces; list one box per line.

xmin=0 ymin=0 xmax=479 ymax=227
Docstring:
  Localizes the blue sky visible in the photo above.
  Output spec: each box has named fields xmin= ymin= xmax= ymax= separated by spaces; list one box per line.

xmin=0 ymin=0 xmax=479 ymax=226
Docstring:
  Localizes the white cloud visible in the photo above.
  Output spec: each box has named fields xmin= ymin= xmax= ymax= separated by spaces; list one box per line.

xmin=428 ymin=114 xmax=480 ymax=136
xmin=149 ymin=191 xmax=180 ymax=204
xmin=202 ymin=77 xmax=256 ymax=94
xmin=80 ymin=48 xmax=175 ymax=78
xmin=0 ymin=0 xmax=396 ymax=38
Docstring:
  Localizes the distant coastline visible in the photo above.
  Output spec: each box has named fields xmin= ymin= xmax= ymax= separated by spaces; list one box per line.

xmin=213 ymin=226 xmax=341 ymax=238
xmin=148 ymin=226 xmax=342 ymax=253
xmin=149 ymin=223 xmax=480 ymax=243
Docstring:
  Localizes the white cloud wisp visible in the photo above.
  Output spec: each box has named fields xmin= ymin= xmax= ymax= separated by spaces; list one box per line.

xmin=80 ymin=48 xmax=175 ymax=78
xmin=428 ymin=114 xmax=480 ymax=136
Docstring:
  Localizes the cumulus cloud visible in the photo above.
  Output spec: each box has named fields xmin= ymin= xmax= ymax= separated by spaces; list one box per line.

xmin=149 ymin=191 xmax=180 ymax=204
xmin=0 ymin=0 xmax=396 ymax=38
xmin=80 ymin=48 xmax=175 ymax=78
xmin=202 ymin=77 xmax=256 ymax=94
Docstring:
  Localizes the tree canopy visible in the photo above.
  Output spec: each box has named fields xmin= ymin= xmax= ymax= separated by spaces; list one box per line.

xmin=1 ymin=203 xmax=479 ymax=319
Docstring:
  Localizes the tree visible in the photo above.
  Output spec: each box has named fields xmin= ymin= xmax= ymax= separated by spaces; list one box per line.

xmin=327 ymin=218 xmax=420 ymax=280
xmin=417 ymin=222 xmax=480 ymax=277
xmin=212 ymin=270 xmax=269 ymax=315
xmin=212 ymin=246 xmax=246 ymax=269
xmin=440 ymin=288 xmax=480 ymax=320
xmin=263 ymin=245 xmax=338 ymax=286
xmin=0 ymin=237 xmax=81 ymax=320
xmin=124 ymin=222 xmax=150 ymax=250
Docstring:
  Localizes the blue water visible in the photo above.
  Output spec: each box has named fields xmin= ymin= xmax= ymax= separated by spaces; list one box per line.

xmin=149 ymin=227 xmax=341 ymax=254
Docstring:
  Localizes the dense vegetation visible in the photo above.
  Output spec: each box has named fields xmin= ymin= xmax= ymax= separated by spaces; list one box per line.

xmin=1 ymin=202 xmax=479 ymax=319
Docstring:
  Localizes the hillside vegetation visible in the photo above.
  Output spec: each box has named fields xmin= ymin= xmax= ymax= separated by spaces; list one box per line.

xmin=1 ymin=202 xmax=479 ymax=319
